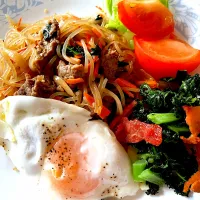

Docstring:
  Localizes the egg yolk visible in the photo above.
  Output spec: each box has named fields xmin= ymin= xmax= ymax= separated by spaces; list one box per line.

xmin=47 ymin=133 xmax=100 ymax=198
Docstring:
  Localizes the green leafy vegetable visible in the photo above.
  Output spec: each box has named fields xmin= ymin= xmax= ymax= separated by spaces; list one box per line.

xmin=43 ymin=23 xmax=58 ymax=41
xmin=147 ymin=113 xmax=181 ymax=124
xmin=132 ymin=141 xmax=198 ymax=196
xmin=66 ymin=46 xmax=85 ymax=57
xmin=140 ymin=84 xmax=175 ymax=113
xmin=140 ymin=73 xmax=200 ymax=114
xmin=104 ymin=0 xmax=134 ymax=48
xmin=90 ymin=45 xmax=101 ymax=56
xmin=159 ymin=0 xmax=169 ymax=7
xmin=167 ymin=125 xmax=190 ymax=134
xmin=138 ymin=169 xmax=165 ymax=185
xmin=146 ymin=182 xmax=159 ymax=195
xmin=132 ymin=159 xmax=147 ymax=182
xmin=131 ymin=72 xmax=200 ymax=196
xmin=95 ymin=14 xmax=103 ymax=21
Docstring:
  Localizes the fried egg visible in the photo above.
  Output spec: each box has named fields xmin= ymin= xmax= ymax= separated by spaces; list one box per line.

xmin=0 ymin=96 xmax=139 ymax=200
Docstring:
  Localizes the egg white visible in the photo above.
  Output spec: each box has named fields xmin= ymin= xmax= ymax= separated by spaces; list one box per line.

xmin=0 ymin=96 xmax=139 ymax=200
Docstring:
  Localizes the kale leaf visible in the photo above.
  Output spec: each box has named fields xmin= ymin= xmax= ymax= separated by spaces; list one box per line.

xmin=95 ymin=14 xmax=103 ymax=21
xmin=132 ymin=139 xmax=198 ymax=196
xmin=140 ymin=73 xmax=200 ymax=113
xmin=90 ymin=45 xmax=101 ymax=56
xmin=131 ymin=72 xmax=200 ymax=196
xmin=146 ymin=182 xmax=159 ymax=195
xmin=140 ymin=84 xmax=175 ymax=113
xmin=66 ymin=46 xmax=85 ymax=57
xmin=43 ymin=23 xmax=58 ymax=41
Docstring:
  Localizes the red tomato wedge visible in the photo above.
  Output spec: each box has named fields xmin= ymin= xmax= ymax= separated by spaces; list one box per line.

xmin=134 ymin=37 xmax=200 ymax=79
xmin=118 ymin=0 xmax=174 ymax=39
xmin=115 ymin=117 xmax=162 ymax=146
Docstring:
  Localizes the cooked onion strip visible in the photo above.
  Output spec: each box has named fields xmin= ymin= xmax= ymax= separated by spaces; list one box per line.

xmin=111 ymin=82 xmax=125 ymax=107
xmin=53 ymin=76 xmax=74 ymax=97
xmin=103 ymin=88 xmax=123 ymax=115
xmin=62 ymin=27 xmax=84 ymax=64
xmin=56 ymin=45 xmax=63 ymax=59
xmin=99 ymin=78 xmax=108 ymax=95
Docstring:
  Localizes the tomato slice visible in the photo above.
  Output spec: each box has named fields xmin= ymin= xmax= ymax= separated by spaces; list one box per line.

xmin=134 ymin=37 xmax=200 ymax=79
xmin=118 ymin=0 xmax=174 ymax=38
xmin=115 ymin=117 xmax=162 ymax=146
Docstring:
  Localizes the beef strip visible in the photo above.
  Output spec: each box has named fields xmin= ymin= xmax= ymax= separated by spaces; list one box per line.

xmin=30 ymin=19 xmax=60 ymax=73
xmin=57 ymin=60 xmax=84 ymax=80
xmin=101 ymin=46 xmax=119 ymax=80
xmin=15 ymin=74 xmax=56 ymax=98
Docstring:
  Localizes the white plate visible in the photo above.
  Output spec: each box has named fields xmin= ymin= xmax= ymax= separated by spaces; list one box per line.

xmin=0 ymin=0 xmax=200 ymax=200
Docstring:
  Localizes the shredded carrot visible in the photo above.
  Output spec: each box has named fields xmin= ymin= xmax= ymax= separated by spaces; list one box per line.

xmin=136 ymin=80 xmax=158 ymax=89
xmin=122 ymin=89 xmax=134 ymax=98
xmin=74 ymin=54 xmax=82 ymax=59
xmin=183 ymin=171 xmax=200 ymax=193
xmin=92 ymin=28 xmax=102 ymax=38
xmin=85 ymin=34 xmax=91 ymax=43
xmin=17 ymin=47 xmax=27 ymax=53
xmin=17 ymin=17 xmax=22 ymax=31
xmin=98 ymin=41 xmax=103 ymax=49
xmin=94 ymin=60 xmax=100 ymax=78
xmin=110 ymin=101 xmax=137 ymax=130
xmin=96 ymin=6 xmax=103 ymax=11
xmin=115 ymin=78 xmax=137 ymax=89
xmin=93 ymin=55 xmax=99 ymax=63
xmin=98 ymin=38 xmax=106 ymax=47
xmin=181 ymin=106 xmax=200 ymax=144
xmin=66 ymin=78 xmax=84 ymax=84
xmin=191 ymin=180 xmax=200 ymax=193
xmin=84 ymin=92 xmax=94 ymax=105
xmin=84 ymin=92 xmax=111 ymax=119
xmin=76 ymin=41 xmax=83 ymax=47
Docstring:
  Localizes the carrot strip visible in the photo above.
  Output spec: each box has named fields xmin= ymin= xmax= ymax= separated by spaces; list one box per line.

xmin=17 ymin=17 xmax=22 ymax=31
xmin=136 ymin=80 xmax=158 ymax=89
xmin=122 ymin=89 xmax=134 ymax=98
xmin=84 ymin=92 xmax=94 ymax=105
xmin=74 ymin=54 xmax=83 ymax=59
xmin=85 ymin=34 xmax=91 ymax=43
xmin=76 ymin=41 xmax=83 ymax=47
xmin=183 ymin=171 xmax=200 ymax=193
xmin=94 ymin=60 xmax=100 ymax=77
xmin=66 ymin=78 xmax=84 ymax=84
xmin=110 ymin=100 xmax=137 ymax=130
xmin=84 ymin=92 xmax=111 ymax=119
xmin=181 ymin=106 xmax=200 ymax=144
xmin=93 ymin=55 xmax=99 ymax=63
xmin=17 ymin=47 xmax=27 ymax=53
xmin=92 ymin=28 xmax=102 ymax=38
xmin=115 ymin=78 xmax=137 ymax=88
xmin=96 ymin=6 xmax=103 ymax=11
xmin=191 ymin=180 xmax=200 ymax=193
